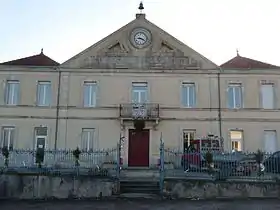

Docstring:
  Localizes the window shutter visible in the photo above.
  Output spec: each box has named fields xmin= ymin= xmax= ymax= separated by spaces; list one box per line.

xmin=146 ymin=84 xmax=150 ymax=103
xmin=89 ymin=129 xmax=95 ymax=150
xmin=241 ymin=86 xmax=244 ymax=108
xmin=81 ymin=130 xmax=87 ymax=150
xmin=47 ymin=82 xmax=52 ymax=106
xmin=227 ymin=87 xmax=234 ymax=108
xmin=190 ymin=85 xmax=196 ymax=107
xmin=16 ymin=82 xmax=20 ymax=105
xmin=273 ymin=83 xmax=277 ymax=109
xmin=181 ymin=86 xmax=187 ymax=107
xmin=95 ymin=82 xmax=100 ymax=107
xmin=95 ymin=128 xmax=99 ymax=150
xmin=3 ymin=80 xmax=7 ymax=105
xmin=131 ymin=87 xmax=137 ymax=103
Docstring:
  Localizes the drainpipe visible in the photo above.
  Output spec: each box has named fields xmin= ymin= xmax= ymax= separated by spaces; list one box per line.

xmin=54 ymin=69 xmax=62 ymax=150
xmin=217 ymin=68 xmax=223 ymax=140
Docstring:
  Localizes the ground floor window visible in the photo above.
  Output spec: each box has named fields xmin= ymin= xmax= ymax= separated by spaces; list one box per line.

xmin=81 ymin=128 xmax=95 ymax=151
xmin=1 ymin=126 xmax=15 ymax=150
xmin=264 ymin=130 xmax=277 ymax=153
xmin=230 ymin=130 xmax=243 ymax=151
xmin=183 ymin=129 xmax=195 ymax=152
xmin=34 ymin=127 xmax=48 ymax=150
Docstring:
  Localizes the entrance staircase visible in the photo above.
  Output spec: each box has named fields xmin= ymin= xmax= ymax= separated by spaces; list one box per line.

xmin=118 ymin=168 xmax=161 ymax=198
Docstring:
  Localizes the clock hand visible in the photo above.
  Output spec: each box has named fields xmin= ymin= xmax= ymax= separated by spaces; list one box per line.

xmin=137 ymin=37 xmax=145 ymax=41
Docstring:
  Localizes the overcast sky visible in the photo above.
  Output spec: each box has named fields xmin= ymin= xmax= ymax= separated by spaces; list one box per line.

xmin=1 ymin=0 xmax=279 ymax=66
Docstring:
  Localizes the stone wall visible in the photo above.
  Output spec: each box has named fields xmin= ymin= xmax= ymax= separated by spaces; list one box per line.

xmin=0 ymin=174 xmax=118 ymax=199
xmin=164 ymin=178 xmax=280 ymax=199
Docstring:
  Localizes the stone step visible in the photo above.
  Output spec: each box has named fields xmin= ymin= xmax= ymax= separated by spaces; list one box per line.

xmin=120 ymin=180 xmax=160 ymax=195
xmin=118 ymin=193 xmax=160 ymax=199
xmin=120 ymin=170 xmax=159 ymax=178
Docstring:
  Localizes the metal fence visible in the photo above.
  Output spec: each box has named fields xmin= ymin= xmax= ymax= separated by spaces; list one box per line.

xmin=158 ymin=142 xmax=280 ymax=194
xmin=0 ymin=146 xmax=121 ymax=178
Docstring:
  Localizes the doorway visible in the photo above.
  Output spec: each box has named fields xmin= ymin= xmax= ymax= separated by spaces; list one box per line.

xmin=128 ymin=129 xmax=149 ymax=167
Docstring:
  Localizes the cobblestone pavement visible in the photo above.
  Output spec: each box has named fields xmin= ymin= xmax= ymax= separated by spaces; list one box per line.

xmin=1 ymin=199 xmax=280 ymax=209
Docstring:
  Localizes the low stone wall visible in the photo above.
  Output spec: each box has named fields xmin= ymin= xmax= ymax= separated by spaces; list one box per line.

xmin=164 ymin=178 xmax=280 ymax=199
xmin=0 ymin=174 xmax=118 ymax=199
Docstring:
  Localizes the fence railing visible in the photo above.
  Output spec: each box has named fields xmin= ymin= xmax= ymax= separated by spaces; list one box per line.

xmin=158 ymin=143 xmax=280 ymax=194
xmin=0 ymin=146 xmax=121 ymax=178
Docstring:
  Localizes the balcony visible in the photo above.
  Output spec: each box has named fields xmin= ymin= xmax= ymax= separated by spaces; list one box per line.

xmin=119 ymin=103 xmax=160 ymax=120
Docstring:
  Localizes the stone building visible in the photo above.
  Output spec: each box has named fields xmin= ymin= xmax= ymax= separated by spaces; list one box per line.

xmin=0 ymin=11 xmax=279 ymax=167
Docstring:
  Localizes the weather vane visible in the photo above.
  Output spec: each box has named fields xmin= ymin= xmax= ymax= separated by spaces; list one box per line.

xmin=236 ymin=48 xmax=239 ymax=56
xmin=138 ymin=1 xmax=144 ymax=13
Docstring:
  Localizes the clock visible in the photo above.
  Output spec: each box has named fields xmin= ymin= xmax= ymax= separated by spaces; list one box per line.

xmin=134 ymin=32 xmax=147 ymax=45
xmin=130 ymin=28 xmax=152 ymax=49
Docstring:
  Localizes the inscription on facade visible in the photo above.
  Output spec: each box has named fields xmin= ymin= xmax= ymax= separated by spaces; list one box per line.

xmin=82 ymin=55 xmax=200 ymax=69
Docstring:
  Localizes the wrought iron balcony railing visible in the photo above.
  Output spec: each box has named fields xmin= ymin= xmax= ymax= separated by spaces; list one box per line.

xmin=119 ymin=103 xmax=160 ymax=119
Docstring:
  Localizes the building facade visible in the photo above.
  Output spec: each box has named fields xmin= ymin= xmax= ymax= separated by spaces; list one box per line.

xmin=0 ymin=12 xmax=280 ymax=167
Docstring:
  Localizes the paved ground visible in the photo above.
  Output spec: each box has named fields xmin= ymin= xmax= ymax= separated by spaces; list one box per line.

xmin=1 ymin=199 xmax=280 ymax=209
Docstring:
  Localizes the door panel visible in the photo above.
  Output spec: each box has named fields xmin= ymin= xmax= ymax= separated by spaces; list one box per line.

xmin=128 ymin=129 xmax=149 ymax=167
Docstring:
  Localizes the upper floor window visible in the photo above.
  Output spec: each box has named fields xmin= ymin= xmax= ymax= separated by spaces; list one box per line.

xmin=181 ymin=82 xmax=196 ymax=108
xmin=227 ymin=83 xmax=243 ymax=109
xmin=1 ymin=126 xmax=15 ymax=150
xmin=261 ymin=83 xmax=275 ymax=109
xmin=81 ymin=128 xmax=96 ymax=151
xmin=83 ymin=81 xmax=97 ymax=107
xmin=37 ymin=81 xmax=51 ymax=106
xmin=5 ymin=80 xmax=19 ymax=105
xmin=132 ymin=82 xmax=148 ymax=103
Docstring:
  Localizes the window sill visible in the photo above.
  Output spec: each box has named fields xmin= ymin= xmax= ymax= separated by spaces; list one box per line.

xmin=181 ymin=106 xmax=196 ymax=109
xmin=36 ymin=105 xmax=52 ymax=107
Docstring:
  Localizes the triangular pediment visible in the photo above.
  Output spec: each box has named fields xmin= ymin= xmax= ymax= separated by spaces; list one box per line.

xmin=62 ymin=14 xmax=218 ymax=70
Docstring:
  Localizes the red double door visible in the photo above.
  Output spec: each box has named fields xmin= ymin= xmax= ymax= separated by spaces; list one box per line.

xmin=128 ymin=129 xmax=150 ymax=167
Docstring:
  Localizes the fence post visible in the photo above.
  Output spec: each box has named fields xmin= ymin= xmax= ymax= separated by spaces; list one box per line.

xmin=159 ymin=133 xmax=165 ymax=196
xmin=116 ymin=142 xmax=121 ymax=179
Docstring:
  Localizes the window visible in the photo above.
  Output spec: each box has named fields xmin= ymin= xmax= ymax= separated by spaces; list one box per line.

xmin=264 ymin=130 xmax=277 ymax=153
xmin=1 ymin=127 xmax=15 ymax=150
xmin=261 ymin=83 xmax=274 ymax=109
xmin=81 ymin=128 xmax=95 ymax=151
xmin=37 ymin=81 xmax=51 ymax=106
xmin=34 ymin=127 xmax=47 ymax=150
xmin=182 ymin=82 xmax=196 ymax=108
xmin=5 ymin=80 xmax=19 ymax=105
xmin=230 ymin=130 xmax=243 ymax=151
xmin=183 ymin=129 xmax=195 ymax=151
xmin=227 ymin=83 xmax=243 ymax=108
xmin=132 ymin=82 xmax=148 ymax=103
xmin=83 ymin=81 xmax=97 ymax=107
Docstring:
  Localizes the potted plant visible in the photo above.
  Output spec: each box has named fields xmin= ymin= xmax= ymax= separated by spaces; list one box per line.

xmin=1 ymin=146 xmax=9 ymax=167
xmin=73 ymin=147 xmax=81 ymax=167
xmin=255 ymin=149 xmax=264 ymax=176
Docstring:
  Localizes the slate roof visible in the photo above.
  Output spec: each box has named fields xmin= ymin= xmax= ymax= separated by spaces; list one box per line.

xmin=0 ymin=49 xmax=59 ymax=66
xmin=220 ymin=54 xmax=280 ymax=69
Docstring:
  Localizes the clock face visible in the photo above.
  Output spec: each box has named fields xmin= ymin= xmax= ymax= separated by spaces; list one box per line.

xmin=130 ymin=28 xmax=152 ymax=49
xmin=134 ymin=32 xmax=147 ymax=45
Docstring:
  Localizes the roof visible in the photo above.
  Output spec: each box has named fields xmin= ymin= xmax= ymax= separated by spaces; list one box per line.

xmin=220 ymin=54 xmax=280 ymax=69
xmin=0 ymin=50 xmax=59 ymax=67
